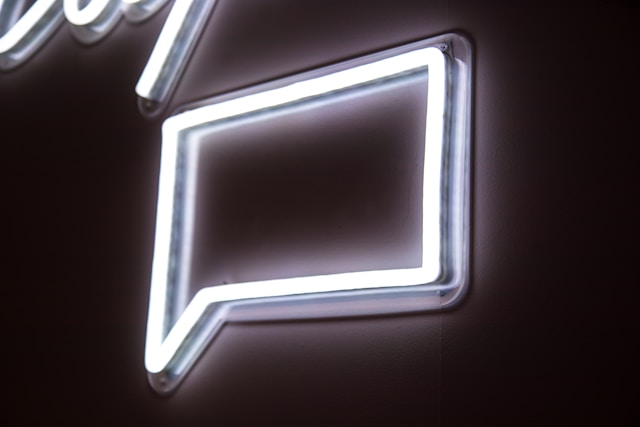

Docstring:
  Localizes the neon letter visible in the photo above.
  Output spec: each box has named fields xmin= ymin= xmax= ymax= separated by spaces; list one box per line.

xmin=63 ymin=0 xmax=121 ymax=44
xmin=0 ymin=0 xmax=63 ymax=70
xmin=121 ymin=0 xmax=169 ymax=23
xmin=135 ymin=0 xmax=219 ymax=116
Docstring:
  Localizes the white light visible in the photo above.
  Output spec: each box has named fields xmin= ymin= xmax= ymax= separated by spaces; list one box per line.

xmin=145 ymin=47 xmax=449 ymax=375
xmin=135 ymin=0 xmax=219 ymax=115
xmin=121 ymin=0 xmax=169 ymax=22
xmin=1 ymin=0 xmax=209 ymax=102
xmin=64 ymin=0 xmax=110 ymax=25
xmin=0 ymin=0 xmax=63 ymax=70
xmin=63 ymin=0 xmax=121 ymax=44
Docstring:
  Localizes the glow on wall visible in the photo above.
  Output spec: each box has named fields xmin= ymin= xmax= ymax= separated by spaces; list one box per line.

xmin=145 ymin=34 xmax=472 ymax=394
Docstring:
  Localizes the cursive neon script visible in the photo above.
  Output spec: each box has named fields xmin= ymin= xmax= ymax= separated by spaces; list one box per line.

xmin=0 ymin=0 xmax=217 ymax=116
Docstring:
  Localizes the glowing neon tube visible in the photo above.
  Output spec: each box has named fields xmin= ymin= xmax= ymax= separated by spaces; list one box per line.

xmin=0 ymin=0 xmax=63 ymax=70
xmin=136 ymin=0 xmax=219 ymax=116
xmin=146 ymin=46 xmax=448 ymax=376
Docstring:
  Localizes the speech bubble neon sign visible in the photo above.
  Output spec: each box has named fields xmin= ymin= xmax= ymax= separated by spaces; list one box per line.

xmin=145 ymin=36 xmax=472 ymax=394
xmin=1 ymin=1 xmax=472 ymax=395
xmin=0 ymin=0 xmax=215 ymax=116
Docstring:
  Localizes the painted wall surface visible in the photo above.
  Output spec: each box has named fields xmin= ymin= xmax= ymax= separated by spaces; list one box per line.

xmin=3 ymin=1 xmax=638 ymax=425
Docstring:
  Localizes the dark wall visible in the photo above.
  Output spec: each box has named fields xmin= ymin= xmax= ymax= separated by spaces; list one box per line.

xmin=3 ymin=1 xmax=638 ymax=425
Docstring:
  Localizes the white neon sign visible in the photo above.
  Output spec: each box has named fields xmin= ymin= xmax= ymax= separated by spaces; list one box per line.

xmin=0 ymin=0 xmax=216 ymax=115
xmin=135 ymin=0 xmax=217 ymax=115
xmin=1 ymin=1 xmax=471 ymax=393
xmin=63 ymin=0 xmax=122 ymax=43
xmin=0 ymin=0 xmax=63 ymax=70
xmin=145 ymin=38 xmax=472 ymax=393
xmin=121 ymin=0 xmax=169 ymax=22
xmin=64 ymin=0 xmax=113 ymax=25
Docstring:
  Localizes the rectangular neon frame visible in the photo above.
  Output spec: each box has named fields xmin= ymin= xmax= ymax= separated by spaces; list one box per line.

xmin=146 ymin=34 xmax=472 ymax=394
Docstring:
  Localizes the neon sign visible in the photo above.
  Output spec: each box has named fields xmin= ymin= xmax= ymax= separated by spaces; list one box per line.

xmin=1 ymin=1 xmax=472 ymax=395
xmin=146 ymin=35 xmax=472 ymax=393
xmin=0 ymin=0 xmax=214 ymax=115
